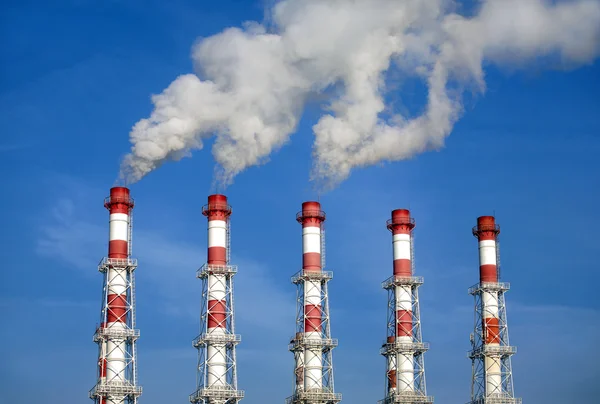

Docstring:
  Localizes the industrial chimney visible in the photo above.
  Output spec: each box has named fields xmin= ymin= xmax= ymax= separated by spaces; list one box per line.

xmin=190 ymin=194 xmax=244 ymax=404
xmin=469 ymin=216 xmax=520 ymax=403
xmin=287 ymin=202 xmax=342 ymax=404
xmin=89 ymin=187 xmax=142 ymax=404
xmin=379 ymin=209 xmax=433 ymax=404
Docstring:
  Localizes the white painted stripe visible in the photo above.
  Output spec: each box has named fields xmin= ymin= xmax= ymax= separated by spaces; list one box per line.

xmin=304 ymin=345 xmax=323 ymax=390
xmin=395 ymin=286 xmax=412 ymax=311
xmin=479 ymin=240 xmax=497 ymax=266
xmin=108 ymin=269 xmax=127 ymax=295
xmin=109 ymin=213 xmax=129 ymax=241
xmin=207 ymin=342 xmax=227 ymax=387
xmin=304 ymin=280 xmax=322 ymax=306
xmin=106 ymin=339 xmax=126 ymax=381
xmin=302 ymin=227 xmax=321 ymax=254
xmin=208 ymin=274 xmax=226 ymax=301
xmin=482 ymin=291 xmax=499 ymax=318
xmin=485 ymin=357 xmax=502 ymax=395
xmin=397 ymin=352 xmax=415 ymax=392
xmin=392 ymin=234 xmax=411 ymax=242
xmin=208 ymin=220 xmax=227 ymax=248
xmin=393 ymin=239 xmax=411 ymax=261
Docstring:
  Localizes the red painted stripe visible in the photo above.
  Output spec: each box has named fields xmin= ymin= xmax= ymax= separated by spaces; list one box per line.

xmin=474 ymin=216 xmax=498 ymax=241
xmin=108 ymin=187 xmax=132 ymax=214
xmin=387 ymin=336 xmax=396 ymax=343
xmin=303 ymin=253 xmax=321 ymax=271
xmin=393 ymin=259 xmax=412 ymax=277
xmin=207 ymin=246 xmax=227 ymax=265
xmin=108 ymin=240 xmax=128 ymax=259
xmin=304 ymin=304 xmax=322 ymax=332
xmin=480 ymin=265 xmax=498 ymax=283
xmin=299 ymin=202 xmax=325 ymax=228
xmin=107 ymin=294 xmax=127 ymax=323
xmin=388 ymin=369 xmax=397 ymax=389
xmin=208 ymin=300 xmax=226 ymax=328
xmin=484 ymin=317 xmax=500 ymax=344
xmin=389 ymin=209 xmax=415 ymax=235
xmin=396 ymin=310 xmax=413 ymax=337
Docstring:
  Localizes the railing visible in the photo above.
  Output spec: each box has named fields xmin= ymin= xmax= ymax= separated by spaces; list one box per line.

xmin=469 ymin=345 xmax=516 ymax=358
xmin=468 ymin=282 xmax=510 ymax=294
xmin=197 ymin=264 xmax=238 ymax=278
xmin=98 ymin=257 xmax=138 ymax=272
xmin=190 ymin=386 xmax=244 ymax=402
xmin=472 ymin=223 xmax=500 ymax=237
xmin=380 ymin=341 xmax=430 ymax=355
xmin=93 ymin=327 xmax=140 ymax=342
xmin=291 ymin=269 xmax=334 ymax=283
xmin=378 ymin=392 xmax=434 ymax=403
xmin=286 ymin=390 xmax=342 ymax=403
xmin=296 ymin=209 xmax=326 ymax=222
xmin=202 ymin=203 xmax=232 ymax=216
xmin=386 ymin=217 xmax=415 ymax=228
xmin=104 ymin=196 xmax=134 ymax=209
xmin=382 ymin=275 xmax=424 ymax=289
xmin=89 ymin=381 xmax=142 ymax=397
xmin=468 ymin=395 xmax=521 ymax=404
xmin=288 ymin=336 xmax=338 ymax=351
xmin=192 ymin=333 xmax=241 ymax=347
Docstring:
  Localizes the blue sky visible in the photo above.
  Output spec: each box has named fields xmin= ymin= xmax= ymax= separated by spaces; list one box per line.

xmin=1 ymin=1 xmax=599 ymax=403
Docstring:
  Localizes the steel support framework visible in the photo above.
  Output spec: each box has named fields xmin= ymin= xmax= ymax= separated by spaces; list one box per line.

xmin=191 ymin=217 xmax=243 ymax=404
xmin=468 ymin=244 xmax=520 ymax=404
xmin=287 ymin=223 xmax=341 ymax=404
xmin=379 ymin=275 xmax=433 ymax=404
xmin=90 ymin=202 xmax=141 ymax=404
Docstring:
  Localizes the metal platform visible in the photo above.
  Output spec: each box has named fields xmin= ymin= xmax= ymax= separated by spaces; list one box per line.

xmin=286 ymin=390 xmax=343 ymax=403
xmin=289 ymin=336 xmax=338 ymax=351
xmin=382 ymin=275 xmax=424 ymax=289
xmin=380 ymin=341 xmax=430 ymax=355
xmin=89 ymin=381 xmax=142 ymax=398
xmin=93 ymin=327 xmax=140 ymax=342
xmin=468 ymin=282 xmax=511 ymax=295
xmin=291 ymin=270 xmax=334 ymax=283
xmin=469 ymin=345 xmax=516 ymax=358
xmin=189 ymin=387 xmax=244 ymax=402
xmin=98 ymin=257 xmax=138 ymax=272
xmin=468 ymin=395 xmax=522 ymax=404
xmin=192 ymin=333 xmax=241 ymax=347
xmin=196 ymin=263 xmax=238 ymax=278
xmin=378 ymin=392 xmax=434 ymax=403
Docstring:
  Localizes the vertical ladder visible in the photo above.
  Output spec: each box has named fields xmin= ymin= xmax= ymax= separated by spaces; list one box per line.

xmin=410 ymin=233 xmax=415 ymax=274
xmin=320 ymin=222 xmax=326 ymax=269
xmin=130 ymin=271 xmax=136 ymax=328
xmin=128 ymin=207 xmax=133 ymax=258
xmin=226 ymin=218 xmax=231 ymax=264
xmin=496 ymin=241 xmax=501 ymax=281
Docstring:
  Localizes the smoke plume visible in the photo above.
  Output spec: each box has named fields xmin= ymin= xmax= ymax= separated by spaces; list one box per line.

xmin=120 ymin=0 xmax=600 ymax=187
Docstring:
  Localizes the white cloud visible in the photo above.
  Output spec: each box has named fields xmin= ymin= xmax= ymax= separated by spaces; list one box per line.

xmin=121 ymin=0 xmax=600 ymax=189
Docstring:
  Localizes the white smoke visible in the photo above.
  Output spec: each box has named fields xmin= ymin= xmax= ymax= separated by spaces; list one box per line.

xmin=120 ymin=0 xmax=600 ymax=187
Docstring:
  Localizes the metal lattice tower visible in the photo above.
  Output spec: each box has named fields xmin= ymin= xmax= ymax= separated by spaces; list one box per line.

xmin=90 ymin=187 xmax=142 ymax=404
xmin=379 ymin=209 xmax=433 ymax=404
xmin=468 ymin=216 xmax=520 ymax=404
xmin=287 ymin=202 xmax=342 ymax=404
xmin=190 ymin=194 xmax=244 ymax=404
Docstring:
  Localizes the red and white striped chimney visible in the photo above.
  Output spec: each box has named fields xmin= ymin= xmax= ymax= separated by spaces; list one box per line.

xmin=105 ymin=187 xmax=132 ymax=396
xmin=473 ymin=216 xmax=501 ymax=393
xmin=204 ymin=194 xmax=231 ymax=388
xmin=299 ymin=201 xmax=325 ymax=391
xmin=388 ymin=209 xmax=415 ymax=393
